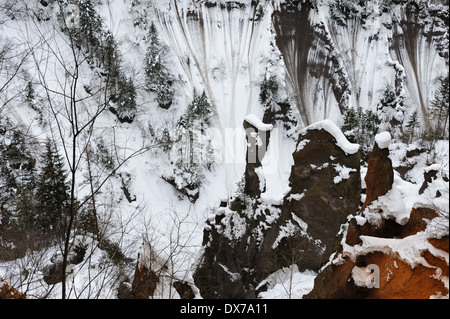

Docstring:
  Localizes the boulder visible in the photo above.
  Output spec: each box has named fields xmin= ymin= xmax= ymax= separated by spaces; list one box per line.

xmin=305 ymin=207 xmax=449 ymax=299
xmin=243 ymin=115 xmax=272 ymax=198
xmin=194 ymin=120 xmax=362 ymax=298
xmin=272 ymin=121 xmax=361 ymax=271
xmin=361 ymin=134 xmax=394 ymax=211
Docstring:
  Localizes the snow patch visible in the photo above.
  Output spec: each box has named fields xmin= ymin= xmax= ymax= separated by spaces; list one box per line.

xmin=351 ymin=265 xmax=379 ymax=288
xmin=362 ymin=186 xmax=409 ymax=225
xmin=302 ymin=119 xmax=359 ymax=155
xmin=343 ymin=232 xmax=449 ymax=268
xmin=244 ymin=114 xmax=273 ymax=131
xmin=333 ymin=163 xmax=357 ymax=184
xmin=375 ymin=131 xmax=391 ymax=149
xmin=257 ymin=265 xmax=317 ymax=299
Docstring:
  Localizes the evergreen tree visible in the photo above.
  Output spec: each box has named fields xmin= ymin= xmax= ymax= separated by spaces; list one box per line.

xmin=144 ymin=22 xmax=174 ymax=108
xmin=100 ymin=31 xmax=121 ymax=85
xmin=161 ymin=128 xmax=171 ymax=151
xmin=113 ymin=75 xmax=137 ymax=123
xmin=68 ymin=0 xmax=103 ymax=54
xmin=156 ymin=82 xmax=174 ymax=109
xmin=363 ymin=109 xmax=381 ymax=140
xmin=177 ymin=89 xmax=214 ymax=166
xmin=405 ymin=110 xmax=419 ymax=143
xmin=15 ymin=179 xmax=36 ymax=231
xmin=145 ymin=22 xmax=166 ymax=91
xmin=0 ymin=122 xmax=36 ymax=229
xmin=184 ymin=89 xmax=213 ymax=129
xmin=342 ymin=107 xmax=357 ymax=132
xmin=35 ymin=139 xmax=70 ymax=234
xmin=259 ymin=75 xmax=279 ymax=107
xmin=377 ymin=84 xmax=405 ymax=136
xmin=342 ymin=106 xmax=380 ymax=152
xmin=430 ymin=74 xmax=449 ymax=139
xmin=167 ymin=89 xmax=215 ymax=201
xmin=25 ymin=81 xmax=35 ymax=104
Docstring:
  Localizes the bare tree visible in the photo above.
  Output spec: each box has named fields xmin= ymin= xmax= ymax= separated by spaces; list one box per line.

xmin=21 ymin=11 xmax=155 ymax=298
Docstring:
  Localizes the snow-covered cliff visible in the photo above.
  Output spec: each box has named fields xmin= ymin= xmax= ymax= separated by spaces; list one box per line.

xmin=0 ymin=0 xmax=448 ymax=299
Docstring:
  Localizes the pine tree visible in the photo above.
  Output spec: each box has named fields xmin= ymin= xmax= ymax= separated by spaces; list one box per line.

xmin=342 ymin=107 xmax=357 ymax=134
xmin=100 ymin=31 xmax=121 ymax=84
xmin=156 ymin=82 xmax=174 ymax=109
xmin=144 ymin=22 xmax=175 ymax=108
xmin=161 ymin=128 xmax=171 ymax=151
xmin=363 ymin=109 xmax=381 ymax=141
xmin=185 ymin=89 xmax=212 ymax=128
xmin=35 ymin=139 xmax=70 ymax=234
xmin=25 ymin=81 xmax=35 ymax=104
xmin=73 ymin=0 xmax=103 ymax=53
xmin=431 ymin=74 xmax=449 ymax=139
xmin=341 ymin=106 xmax=380 ymax=152
xmin=145 ymin=22 xmax=165 ymax=91
xmin=0 ymin=123 xmax=37 ymax=229
xmin=378 ymin=84 xmax=405 ymax=135
xmin=166 ymin=89 xmax=214 ymax=201
xmin=405 ymin=110 xmax=419 ymax=143
xmin=114 ymin=75 xmax=137 ymax=123
xmin=259 ymin=75 xmax=279 ymax=107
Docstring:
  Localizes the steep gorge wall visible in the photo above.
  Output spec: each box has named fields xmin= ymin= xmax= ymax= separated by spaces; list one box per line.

xmin=193 ymin=120 xmax=361 ymax=298
xmin=149 ymin=0 xmax=448 ymax=131
xmin=153 ymin=0 xmax=285 ymax=130
xmin=272 ymin=0 xmax=448 ymax=127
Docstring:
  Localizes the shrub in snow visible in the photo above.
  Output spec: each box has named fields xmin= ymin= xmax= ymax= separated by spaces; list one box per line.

xmin=110 ymin=75 xmax=137 ymax=123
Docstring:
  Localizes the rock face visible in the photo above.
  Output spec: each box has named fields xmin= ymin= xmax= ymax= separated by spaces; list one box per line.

xmin=194 ymin=120 xmax=361 ymax=298
xmin=42 ymin=244 xmax=86 ymax=285
xmin=305 ymin=139 xmax=449 ymax=299
xmin=131 ymin=261 xmax=159 ymax=299
xmin=279 ymin=124 xmax=361 ymax=271
xmin=243 ymin=116 xmax=272 ymax=198
xmin=361 ymin=139 xmax=394 ymax=211
xmin=305 ymin=207 xmax=449 ymax=299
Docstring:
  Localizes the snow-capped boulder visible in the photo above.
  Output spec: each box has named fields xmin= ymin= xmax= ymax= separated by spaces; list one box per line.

xmin=243 ymin=115 xmax=272 ymax=198
xmin=194 ymin=119 xmax=361 ymax=298
xmin=305 ymin=206 xmax=449 ymax=299
xmin=277 ymin=120 xmax=361 ymax=271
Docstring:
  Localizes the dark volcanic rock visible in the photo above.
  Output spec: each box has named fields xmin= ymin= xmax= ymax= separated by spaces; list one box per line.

xmin=243 ymin=117 xmax=272 ymax=199
xmin=194 ymin=120 xmax=361 ymax=298
xmin=277 ymin=125 xmax=361 ymax=271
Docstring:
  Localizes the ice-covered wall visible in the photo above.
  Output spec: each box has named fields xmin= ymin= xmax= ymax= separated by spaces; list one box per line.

xmin=147 ymin=0 xmax=448 ymax=130
xmin=272 ymin=0 xmax=448 ymax=127
xmin=151 ymin=0 xmax=285 ymax=131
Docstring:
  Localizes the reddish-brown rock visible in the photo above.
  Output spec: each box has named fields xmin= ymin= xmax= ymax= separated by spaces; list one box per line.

xmin=361 ymin=142 xmax=394 ymax=211
xmin=306 ymin=207 xmax=449 ymax=299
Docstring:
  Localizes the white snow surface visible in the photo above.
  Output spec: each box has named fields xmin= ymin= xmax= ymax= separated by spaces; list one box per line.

xmin=0 ymin=0 xmax=448 ymax=299
xmin=257 ymin=265 xmax=317 ymax=299
xmin=244 ymin=114 xmax=273 ymax=131
xmin=301 ymin=119 xmax=360 ymax=155
xmin=375 ymin=131 xmax=392 ymax=149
